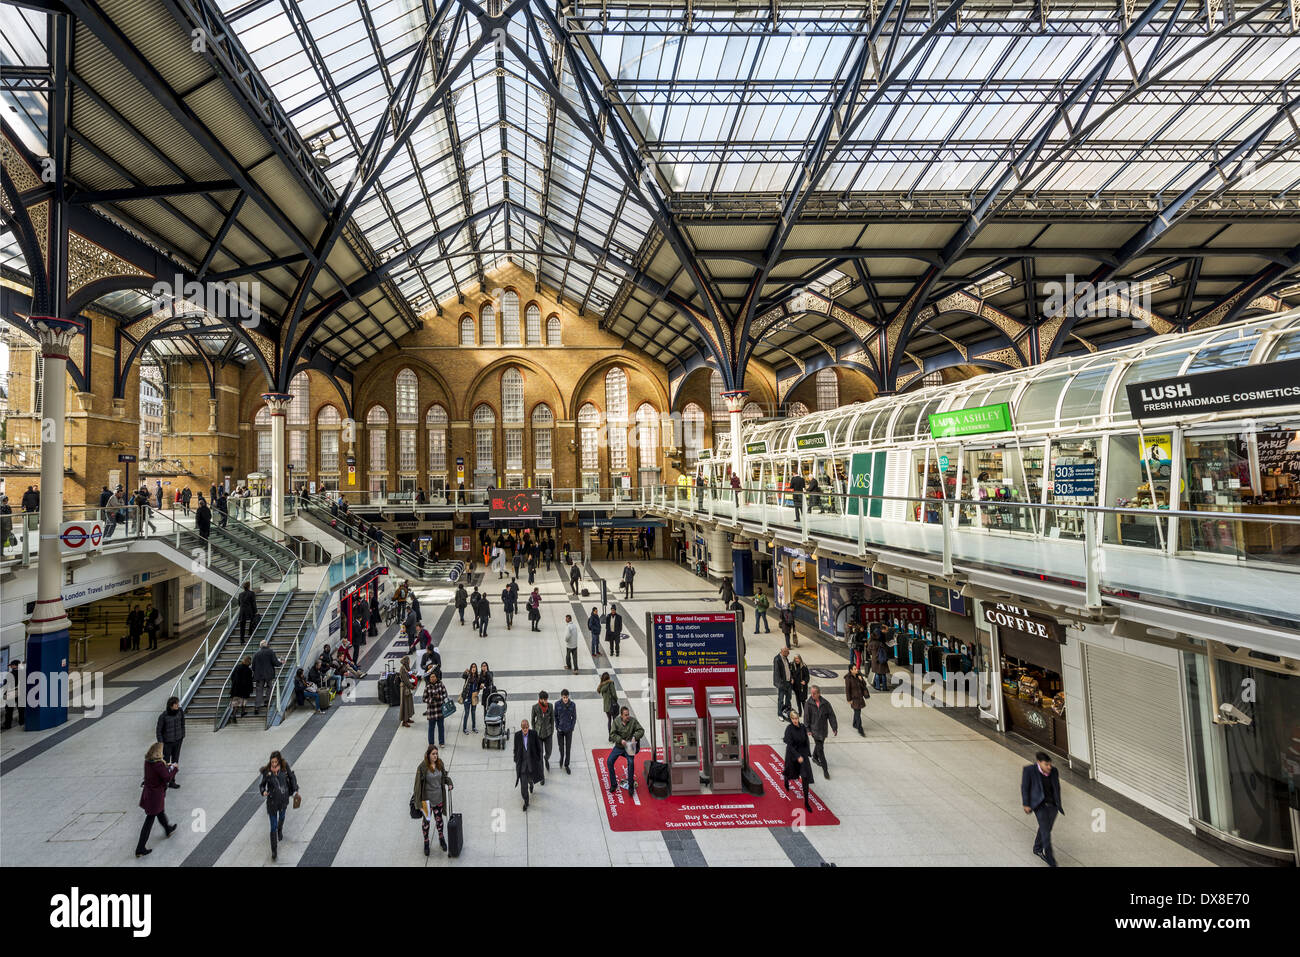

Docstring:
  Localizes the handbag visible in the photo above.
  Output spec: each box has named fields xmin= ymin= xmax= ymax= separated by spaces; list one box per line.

xmin=409 ymin=796 xmax=422 ymax=820
xmin=472 ymin=691 xmax=479 ymax=707
xmin=292 ymin=792 xmax=302 ymax=810
xmin=443 ymin=697 xmax=457 ymax=718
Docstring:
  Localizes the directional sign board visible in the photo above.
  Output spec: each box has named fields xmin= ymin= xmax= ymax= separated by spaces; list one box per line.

xmin=648 ymin=611 xmax=739 ymax=717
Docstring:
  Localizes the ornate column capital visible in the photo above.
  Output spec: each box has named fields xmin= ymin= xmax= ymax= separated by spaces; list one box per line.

xmin=260 ymin=392 xmax=292 ymax=415
xmin=720 ymin=389 xmax=750 ymax=415
xmin=30 ymin=316 xmax=84 ymax=359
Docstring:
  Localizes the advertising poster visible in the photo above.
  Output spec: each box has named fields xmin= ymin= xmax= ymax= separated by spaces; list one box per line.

xmin=1139 ymin=434 xmax=1173 ymax=479
xmin=648 ymin=612 xmax=739 ymax=716
xmin=816 ymin=557 xmax=864 ymax=636
xmin=774 ymin=556 xmax=788 ymax=609
xmin=453 ymin=535 xmax=471 ymax=552
xmin=846 ymin=450 xmax=887 ymax=517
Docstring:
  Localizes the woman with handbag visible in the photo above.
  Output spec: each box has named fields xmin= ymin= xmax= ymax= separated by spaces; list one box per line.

xmin=597 ymin=671 xmax=619 ymax=731
xmin=399 ymin=656 xmax=416 ymax=728
xmin=423 ymin=668 xmax=449 ymax=746
xmin=258 ymin=750 xmax=299 ymax=861
xmin=844 ymin=662 xmax=870 ymax=736
xmin=134 ymin=742 xmax=178 ymax=857
xmin=459 ymin=664 xmax=481 ymax=734
xmin=527 ymin=588 xmax=542 ymax=632
xmin=411 ymin=745 xmax=454 ymax=856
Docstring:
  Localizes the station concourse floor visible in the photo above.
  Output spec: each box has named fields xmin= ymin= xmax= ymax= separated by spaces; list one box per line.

xmin=0 ymin=559 xmax=1223 ymax=868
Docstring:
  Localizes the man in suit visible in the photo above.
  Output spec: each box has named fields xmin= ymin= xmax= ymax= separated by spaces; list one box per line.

xmin=604 ymin=605 xmax=624 ymax=657
xmin=622 ymin=561 xmax=636 ymax=598
xmin=1021 ymin=751 xmax=1064 ymax=867
xmin=513 ymin=718 xmax=545 ymax=812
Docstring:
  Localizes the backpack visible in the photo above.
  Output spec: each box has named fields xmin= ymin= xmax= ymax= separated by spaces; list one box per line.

xmin=876 ymin=644 xmax=889 ymax=664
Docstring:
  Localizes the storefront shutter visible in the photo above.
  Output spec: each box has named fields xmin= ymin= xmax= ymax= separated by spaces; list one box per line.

xmin=1083 ymin=644 xmax=1191 ymax=825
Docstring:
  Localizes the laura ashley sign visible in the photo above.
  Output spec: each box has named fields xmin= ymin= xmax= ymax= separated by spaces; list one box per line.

xmin=1126 ymin=356 xmax=1300 ymax=420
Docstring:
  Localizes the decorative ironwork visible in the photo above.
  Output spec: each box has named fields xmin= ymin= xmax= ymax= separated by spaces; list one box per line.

xmin=66 ymin=231 xmax=150 ymax=299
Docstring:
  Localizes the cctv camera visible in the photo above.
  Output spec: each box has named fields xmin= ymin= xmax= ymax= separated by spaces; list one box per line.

xmin=1218 ymin=702 xmax=1253 ymax=726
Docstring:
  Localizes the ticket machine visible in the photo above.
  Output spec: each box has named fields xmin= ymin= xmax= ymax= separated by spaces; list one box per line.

xmin=664 ymin=687 xmax=701 ymax=794
xmin=705 ymin=686 xmax=743 ymax=793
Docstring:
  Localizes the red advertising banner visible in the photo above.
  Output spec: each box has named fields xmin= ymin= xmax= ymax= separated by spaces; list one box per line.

xmin=488 ymin=490 xmax=541 ymax=518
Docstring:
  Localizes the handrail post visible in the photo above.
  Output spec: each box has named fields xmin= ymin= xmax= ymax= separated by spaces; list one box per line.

xmin=1085 ymin=508 xmax=1101 ymax=609
xmin=941 ymin=501 xmax=953 ymax=577
xmin=858 ymin=499 xmax=866 ymax=556
xmin=800 ymin=493 xmax=809 ymax=543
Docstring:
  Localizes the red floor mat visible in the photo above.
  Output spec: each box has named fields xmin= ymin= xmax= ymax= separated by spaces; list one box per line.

xmin=593 ymin=744 xmax=839 ymax=832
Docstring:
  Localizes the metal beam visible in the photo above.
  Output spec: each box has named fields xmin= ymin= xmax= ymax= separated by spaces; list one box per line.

xmin=68 ymin=180 xmax=238 ymax=204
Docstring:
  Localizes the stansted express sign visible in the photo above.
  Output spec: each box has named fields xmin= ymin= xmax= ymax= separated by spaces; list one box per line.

xmin=928 ymin=402 xmax=1013 ymax=438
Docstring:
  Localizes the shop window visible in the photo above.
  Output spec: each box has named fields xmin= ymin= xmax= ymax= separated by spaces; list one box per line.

xmin=1044 ymin=437 xmax=1099 ymax=540
xmin=1103 ymin=432 xmax=1169 ymax=549
xmin=1180 ymin=432 xmax=1251 ymax=557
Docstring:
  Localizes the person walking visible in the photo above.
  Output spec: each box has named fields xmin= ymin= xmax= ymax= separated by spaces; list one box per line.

xmin=598 ymin=672 xmax=618 ymax=730
xmin=477 ymin=592 xmax=491 ymax=637
xmin=258 ymin=750 xmax=299 ymax=861
xmin=412 ymin=744 xmax=454 ymax=855
xmin=216 ymin=489 xmax=229 ymax=528
xmin=606 ymin=705 xmax=644 ymax=794
xmin=404 ymin=604 xmax=421 ymax=653
xmin=604 ymin=604 xmax=624 ymax=658
xmin=251 ymin=639 xmax=281 ymax=715
xmin=527 ymin=553 xmax=537 ymax=585
xmin=728 ymin=596 xmax=745 ymax=632
xmin=530 ymin=691 xmax=556 ymax=773
xmin=753 ymin=588 xmax=771 ymax=633
xmin=513 ymin=718 xmax=545 ymax=811
xmin=568 ymin=560 xmax=581 ymax=596
xmin=781 ymin=708 xmax=814 ymax=813
xmin=719 ymin=576 xmax=735 ymax=605
xmin=230 ymin=655 xmax=254 ymax=723
xmin=586 ymin=607 xmax=602 ymax=659
xmin=844 ymin=662 xmax=870 ymax=736
xmin=772 ymin=646 xmax=794 ymax=721
xmin=154 ymin=480 xmax=164 ymax=511
xmin=181 ymin=486 xmax=192 ymax=516
xmin=459 ymin=664 xmax=481 ymax=733
xmin=555 ymin=689 xmax=576 ymax=775
xmin=562 ymin=614 xmax=580 ymax=672
xmin=621 ymin=561 xmax=636 ymax=598
xmin=803 ymin=686 xmax=838 ymax=779
xmin=2 ymin=659 xmax=23 ymax=729
xmin=501 ymin=582 xmax=517 ymax=630
xmin=195 ymin=495 xmax=211 ymax=540
xmin=0 ymin=495 xmax=13 ymax=558
xmin=527 ymin=588 xmax=542 ymax=631
xmin=1021 ymin=752 xmax=1064 ymax=867
xmin=779 ymin=605 xmax=798 ymax=648
xmin=134 ymin=743 xmax=178 ymax=857
xmin=867 ymin=629 xmax=890 ymax=693
xmin=788 ymin=468 xmax=805 ymax=523
xmin=470 ymin=587 xmax=482 ymax=632
xmin=791 ymin=653 xmax=810 ymax=716
xmin=454 ymin=583 xmax=468 ymax=625
xmin=423 ymin=667 xmax=449 ymax=746
xmin=398 ymin=656 xmax=415 ymax=728
xmin=238 ymin=582 xmax=258 ymax=642
xmin=155 ymin=696 xmax=186 ymax=789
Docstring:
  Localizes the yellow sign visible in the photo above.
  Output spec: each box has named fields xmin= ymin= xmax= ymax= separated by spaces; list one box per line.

xmin=347 ymin=465 xmax=356 ymax=486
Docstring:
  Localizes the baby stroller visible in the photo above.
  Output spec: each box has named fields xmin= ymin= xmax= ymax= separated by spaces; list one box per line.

xmin=481 ymin=690 xmax=509 ymax=749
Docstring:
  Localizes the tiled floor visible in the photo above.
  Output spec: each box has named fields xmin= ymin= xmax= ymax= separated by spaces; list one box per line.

xmin=1 ymin=559 xmax=1220 ymax=867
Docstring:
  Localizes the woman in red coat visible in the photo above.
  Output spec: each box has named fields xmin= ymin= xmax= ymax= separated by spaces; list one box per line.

xmin=135 ymin=742 xmax=178 ymax=857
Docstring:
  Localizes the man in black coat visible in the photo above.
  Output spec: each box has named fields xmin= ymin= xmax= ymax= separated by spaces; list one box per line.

xmin=238 ymin=582 xmax=258 ymax=642
xmin=513 ymin=718 xmax=545 ymax=811
xmin=195 ymin=495 xmax=211 ymax=540
xmin=155 ymin=696 xmax=186 ymax=788
xmin=1021 ymin=752 xmax=1064 ymax=867
xmin=251 ymin=640 xmax=281 ymax=715
xmin=604 ymin=605 xmax=624 ymax=657
xmin=568 ymin=561 xmax=580 ymax=595
xmin=477 ymin=594 xmax=491 ymax=637
xmin=788 ymin=468 xmax=806 ymax=522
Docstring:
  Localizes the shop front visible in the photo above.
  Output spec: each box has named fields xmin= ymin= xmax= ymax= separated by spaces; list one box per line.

xmin=984 ymin=602 xmax=1069 ymax=756
xmin=339 ymin=567 xmax=385 ymax=651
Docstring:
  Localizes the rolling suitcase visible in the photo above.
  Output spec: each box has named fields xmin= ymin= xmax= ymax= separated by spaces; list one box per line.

xmin=120 ymin=635 xmax=131 ymax=652
xmin=446 ymin=792 xmax=463 ymax=858
xmin=316 ymin=688 xmax=331 ymax=711
xmin=385 ymin=673 xmax=401 ymax=707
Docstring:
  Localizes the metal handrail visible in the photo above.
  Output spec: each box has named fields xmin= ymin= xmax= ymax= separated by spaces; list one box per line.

xmin=170 ymin=560 xmax=261 ymax=708
xmin=212 ymin=559 xmax=299 ymax=731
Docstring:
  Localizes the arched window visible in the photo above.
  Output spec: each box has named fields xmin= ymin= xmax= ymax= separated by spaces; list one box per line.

xmin=501 ymin=291 xmax=520 ymax=345
xmin=287 ymin=372 xmax=309 ymax=425
xmin=636 ymin=403 xmax=659 ymax=471
xmin=317 ymin=406 xmax=340 ymax=473
xmin=254 ymin=405 xmax=272 ymax=471
xmin=605 ymin=367 xmax=629 ymax=470
xmin=546 ymin=314 xmax=561 ymax=345
xmin=426 ymin=404 xmax=448 ymax=472
xmin=367 ymin=405 xmax=389 ymax=471
xmin=788 ymin=401 xmax=809 ymax=417
xmin=682 ymin=402 xmax=706 ymax=464
xmin=460 ymin=315 xmax=475 ymax=346
xmin=532 ymin=404 xmax=553 ymax=469
xmin=501 ymin=368 xmax=524 ymax=423
xmin=473 ymin=403 xmax=495 ymax=475
xmin=742 ymin=401 xmax=763 ymax=420
xmin=816 ymin=368 xmax=839 ymax=411
xmin=255 ymin=406 xmax=270 ymax=427
xmin=480 ymin=303 xmax=496 ymax=345
xmin=578 ymin=403 xmax=601 ymax=471
xmin=709 ymin=369 xmax=728 ymax=420
xmin=525 ymin=304 xmax=541 ymax=345
xmin=395 ymin=369 xmax=418 ymax=424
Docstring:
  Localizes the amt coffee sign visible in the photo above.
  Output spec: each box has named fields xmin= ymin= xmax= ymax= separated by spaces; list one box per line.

xmin=1126 ymin=356 xmax=1300 ymax=420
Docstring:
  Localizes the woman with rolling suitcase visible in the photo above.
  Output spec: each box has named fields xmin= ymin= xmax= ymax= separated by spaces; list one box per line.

xmin=412 ymin=744 xmax=454 ymax=856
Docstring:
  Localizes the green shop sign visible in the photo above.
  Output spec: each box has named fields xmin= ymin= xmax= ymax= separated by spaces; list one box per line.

xmin=795 ymin=431 xmax=828 ymax=451
xmin=927 ymin=402 xmax=1013 ymax=438
xmin=697 ymin=448 xmax=712 ymax=461
xmin=744 ymin=441 xmax=768 ymax=455
xmin=847 ymin=450 xmax=887 ymax=517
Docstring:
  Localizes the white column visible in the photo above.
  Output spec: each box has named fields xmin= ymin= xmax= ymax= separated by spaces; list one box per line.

xmin=262 ymin=392 xmax=292 ymax=529
xmin=25 ymin=317 xmax=84 ymax=730
xmin=721 ymin=389 xmax=749 ymax=493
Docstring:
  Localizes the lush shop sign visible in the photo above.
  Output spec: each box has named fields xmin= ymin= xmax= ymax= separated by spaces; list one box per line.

xmin=983 ymin=602 xmax=1064 ymax=643
xmin=847 ymin=450 xmax=887 ymax=518
xmin=928 ymin=402 xmax=1013 ymax=438
xmin=1126 ymin=356 xmax=1300 ymax=420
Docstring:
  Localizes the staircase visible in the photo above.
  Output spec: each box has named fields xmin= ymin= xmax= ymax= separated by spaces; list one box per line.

xmin=217 ymin=517 xmax=305 ymax=570
xmin=168 ymin=525 xmax=284 ymax=590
